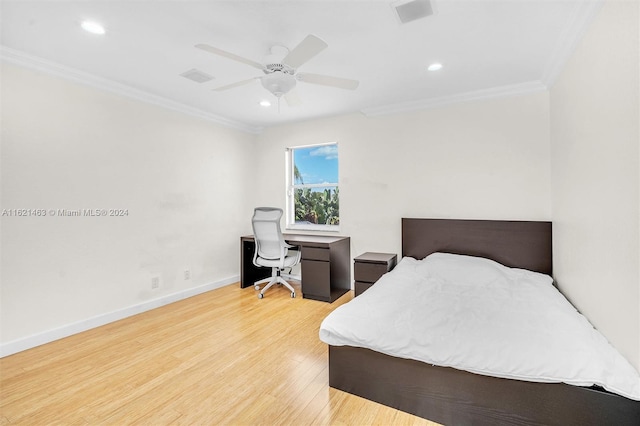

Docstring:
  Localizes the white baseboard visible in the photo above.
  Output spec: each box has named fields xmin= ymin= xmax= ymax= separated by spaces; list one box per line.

xmin=0 ymin=276 xmax=240 ymax=358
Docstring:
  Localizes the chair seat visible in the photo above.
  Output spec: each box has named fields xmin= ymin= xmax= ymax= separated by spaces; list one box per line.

xmin=254 ymin=253 xmax=299 ymax=268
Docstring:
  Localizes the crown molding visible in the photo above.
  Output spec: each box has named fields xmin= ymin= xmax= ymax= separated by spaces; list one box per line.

xmin=0 ymin=46 xmax=264 ymax=135
xmin=360 ymin=80 xmax=548 ymax=117
xmin=3 ymin=0 xmax=601 ymax=131
xmin=540 ymin=0 xmax=604 ymax=87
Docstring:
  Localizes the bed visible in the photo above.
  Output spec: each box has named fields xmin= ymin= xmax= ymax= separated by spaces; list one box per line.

xmin=320 ymin=218 xmax=640 ymax=425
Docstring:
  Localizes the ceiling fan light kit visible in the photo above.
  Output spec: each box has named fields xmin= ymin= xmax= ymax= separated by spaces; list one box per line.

xmin=261 ymin=71 xmax=296 ymax=98
xmin=195 ymin=34 xmax=359 ymax=108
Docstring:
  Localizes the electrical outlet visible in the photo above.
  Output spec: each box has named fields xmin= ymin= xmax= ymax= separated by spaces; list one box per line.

xmin=184 ymin=269 xmax=191 ymax=280
xmin=151 ymin=276 xmax=160 ymax=289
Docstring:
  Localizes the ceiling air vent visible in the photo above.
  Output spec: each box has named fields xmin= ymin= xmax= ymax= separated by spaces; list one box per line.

xmin=180 ymin=68 xmax=214 ymax=83
xmin=392 ymin=0 xmax=434 ymax=24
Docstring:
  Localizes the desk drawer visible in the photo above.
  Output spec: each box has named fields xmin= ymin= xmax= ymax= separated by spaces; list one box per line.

xmin=302 ymin=246 xmax=330 ymax=262
xmin=302 ymin=259 xmax=330 ymax=299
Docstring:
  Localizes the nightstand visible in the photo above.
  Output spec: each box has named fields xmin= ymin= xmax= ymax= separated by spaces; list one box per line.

xmin=354 ymin=252 xmax=397 ymax=296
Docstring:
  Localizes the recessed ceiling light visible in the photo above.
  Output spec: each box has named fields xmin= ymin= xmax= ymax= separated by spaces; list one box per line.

xmin=259 ymin=100 xmax=271 ymax=107
xmin=81 ymin=21 xmax=106 ymax=35
xmin=427 ymin=63 xmax=443 ymax=71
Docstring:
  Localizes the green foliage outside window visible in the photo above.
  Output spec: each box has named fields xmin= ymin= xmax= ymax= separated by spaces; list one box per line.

xmin=294 ymin=187 xmax=340 ymax=225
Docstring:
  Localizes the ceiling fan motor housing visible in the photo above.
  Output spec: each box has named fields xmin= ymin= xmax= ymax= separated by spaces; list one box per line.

xmin=264 ymin=63 xmax=294 ymax=75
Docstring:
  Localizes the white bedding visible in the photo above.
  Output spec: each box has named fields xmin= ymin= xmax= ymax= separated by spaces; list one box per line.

xmin=319 ymin=252 xmax=640 ymax=401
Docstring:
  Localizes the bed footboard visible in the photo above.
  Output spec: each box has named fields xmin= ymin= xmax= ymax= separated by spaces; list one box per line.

xmin=328 ymin=345 xmax=640 ymax=426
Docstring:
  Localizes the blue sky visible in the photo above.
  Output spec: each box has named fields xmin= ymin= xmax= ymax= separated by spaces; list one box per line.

xmin=293 ymin=144 xmax=338 ymax=184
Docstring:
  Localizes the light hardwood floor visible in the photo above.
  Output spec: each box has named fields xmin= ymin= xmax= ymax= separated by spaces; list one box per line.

xmin=1 ymin=282 xmax=439 ymax=425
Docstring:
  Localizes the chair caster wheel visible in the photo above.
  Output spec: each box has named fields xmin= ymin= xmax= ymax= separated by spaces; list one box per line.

xmin=291 ymin=292 xmax=296 ymax=298
xmin=258 ymin=293 xmax=264 ymax=299
xmin=254 ymin=285 xmax=260 ymax=291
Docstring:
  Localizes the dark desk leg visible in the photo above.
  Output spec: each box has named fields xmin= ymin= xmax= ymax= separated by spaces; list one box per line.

xmin=241 ymin=239 xmax=270 ymax=288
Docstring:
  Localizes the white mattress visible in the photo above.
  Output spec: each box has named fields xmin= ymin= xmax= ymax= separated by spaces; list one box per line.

xmin=319 ymin=253 xmax=640 ymax=401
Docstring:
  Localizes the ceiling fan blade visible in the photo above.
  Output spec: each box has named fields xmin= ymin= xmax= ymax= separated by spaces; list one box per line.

xmin=213 ymin=77 xmax=260 ymax=92
xmin=284 ymin=89 xmax=302 ymax=107
xmin=195 ymin=44 xmax=264 ymax=70
xmin=282 ymin=35 xmax=328 ymax=69
xmin=297 ymin=73 xmax=359 ymax=90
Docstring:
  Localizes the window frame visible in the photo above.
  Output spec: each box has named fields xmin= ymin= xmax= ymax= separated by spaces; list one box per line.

xmin=285 ymin=142 xmax=340 ymax=232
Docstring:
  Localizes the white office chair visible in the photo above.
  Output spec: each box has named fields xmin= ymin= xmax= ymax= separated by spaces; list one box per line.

xmin=251 ymin=207 xmax=301 ymax=299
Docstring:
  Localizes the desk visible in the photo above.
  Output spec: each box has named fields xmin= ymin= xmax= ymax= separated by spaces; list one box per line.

xmin=241 ymin=234 xmax=351 ymax=303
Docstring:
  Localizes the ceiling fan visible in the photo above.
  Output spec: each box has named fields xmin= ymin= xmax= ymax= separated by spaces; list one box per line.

xmin=195 ymin=35 xmax=359 ymax=107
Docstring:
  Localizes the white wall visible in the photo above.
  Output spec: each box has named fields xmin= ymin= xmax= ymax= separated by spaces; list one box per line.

xmin=550 ymin=0 xmax=640 ymax=370
xmin=0 ymin=63 xmax=256 ymax=352
xmin=255 ymin=92 xmax=552 ymax=261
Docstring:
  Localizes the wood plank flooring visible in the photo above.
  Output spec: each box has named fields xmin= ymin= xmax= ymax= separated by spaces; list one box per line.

xmin=0 ymin=282 xmax=439 ymax=425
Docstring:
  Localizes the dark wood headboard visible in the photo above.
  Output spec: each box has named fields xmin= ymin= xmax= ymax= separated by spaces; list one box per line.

xmin=402 ymin=218 xmax=552 ymax=275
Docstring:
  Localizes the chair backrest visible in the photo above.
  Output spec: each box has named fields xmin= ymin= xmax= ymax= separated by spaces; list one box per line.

xmin=252 ymin=207 xmax=286 ymax=260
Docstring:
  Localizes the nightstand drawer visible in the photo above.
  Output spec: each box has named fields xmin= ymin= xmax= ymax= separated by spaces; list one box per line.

xmin=354 ymin=281 xmax=375 ymax=297
xmin=354 ymin=262 xmax=390 ymax=283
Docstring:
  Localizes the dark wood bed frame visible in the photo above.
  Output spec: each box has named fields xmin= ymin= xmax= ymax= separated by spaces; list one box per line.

xmin=328 ymin=218 xmax=640 ymax=425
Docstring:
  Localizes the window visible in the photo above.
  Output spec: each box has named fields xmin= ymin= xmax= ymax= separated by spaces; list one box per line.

xmin=286 ymin=143 xmax=339 ymax=230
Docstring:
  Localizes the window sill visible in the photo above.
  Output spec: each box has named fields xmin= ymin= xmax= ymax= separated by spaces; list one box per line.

xmin=286 ymin=223 xmax=340 ymax=233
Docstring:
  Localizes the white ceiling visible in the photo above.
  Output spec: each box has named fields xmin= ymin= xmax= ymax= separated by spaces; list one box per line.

xmin=1 ymin=0 xmax=600 ymax=133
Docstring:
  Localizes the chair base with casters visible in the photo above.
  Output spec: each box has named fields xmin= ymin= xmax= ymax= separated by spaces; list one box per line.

xmin=251 ymin=207 xmax=302 ymax=299
xmin=253 ymin=249 xmax=301 ymax=299
xmin=254 ymin=267 xmax=300 ymax=299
